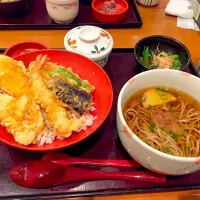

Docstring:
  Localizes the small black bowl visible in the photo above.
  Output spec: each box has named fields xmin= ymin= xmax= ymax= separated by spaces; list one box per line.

xmin=0 ymin=0 xmax=32 ymax=18
xmin=134 ymin=35 xmax=191 ymax=72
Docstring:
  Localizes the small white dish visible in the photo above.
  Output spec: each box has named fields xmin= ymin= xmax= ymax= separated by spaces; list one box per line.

xmin=117 ymin=69 xmax=200 ymax=175
xmin=45 ymin=0 xmax=79 ymax=24
xmin=64 ymin=25 xmax=113 ymax=68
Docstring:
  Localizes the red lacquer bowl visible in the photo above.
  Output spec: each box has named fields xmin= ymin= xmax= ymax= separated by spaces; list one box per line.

xmin=0 ymin=49 xmax=113 ymax=152
xmin=92 ymin=0 xmax=128 ymax=23
xmin=4 ymin=41 xmax=48 ymax=58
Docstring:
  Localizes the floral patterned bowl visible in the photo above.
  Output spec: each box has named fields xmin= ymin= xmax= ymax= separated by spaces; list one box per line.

xmin=64 ymin=26 xmax=113 ymax=68
xmin=117 ymin=69 xmax=200 ymax=175
xmin=45 ymin=0 xmax=79 ymax=24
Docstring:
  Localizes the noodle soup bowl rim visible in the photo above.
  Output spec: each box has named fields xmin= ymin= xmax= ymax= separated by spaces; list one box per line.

xmin=117 ymin=69 xmax=200 ymax=175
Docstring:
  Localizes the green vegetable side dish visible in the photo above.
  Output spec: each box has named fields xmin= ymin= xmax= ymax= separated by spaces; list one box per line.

xmin=139 ymin=46 xmax=182 ymax=70
xmin=49 ymin=67 xmax=94 ymax=93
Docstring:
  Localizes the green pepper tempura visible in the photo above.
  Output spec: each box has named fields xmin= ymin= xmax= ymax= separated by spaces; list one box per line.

xmin=49 ymin=67 xmax=95 ymax=94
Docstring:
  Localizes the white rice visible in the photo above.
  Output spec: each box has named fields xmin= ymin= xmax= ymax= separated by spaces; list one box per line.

xmin=34 ymin=103 xmax=96 ymax=146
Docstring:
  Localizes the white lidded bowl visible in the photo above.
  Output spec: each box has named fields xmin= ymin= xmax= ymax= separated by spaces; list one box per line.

xmin=64 ymin=26 xmax=113 ymax=68
xmin=45 ymin=0 xmax=79 ymax=24
xmin=117 ymin=69 xmax=200 ymax=175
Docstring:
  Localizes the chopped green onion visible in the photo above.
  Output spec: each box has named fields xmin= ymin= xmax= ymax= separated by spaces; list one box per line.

xmin=174 ymin=130 xmax=184 ymax=137
xmin=49 ymin=67 xmax=93 ymax=93
xmin=172 ymin=135 xmax=178 ymax=141
xmin=167 ymin=130 xmax=174 ymax=137
xmin=158 ymin=86 xmax=169 ymax=91
xmin=184 ymin=146 xmax=190 ymax=156
xmin=149 ymin=122 xmax=155 ymax=131
xmin=155 ymin=88 xmax=168 ymax=100
xmin=163 ymin=146 xmax=173 ymax=155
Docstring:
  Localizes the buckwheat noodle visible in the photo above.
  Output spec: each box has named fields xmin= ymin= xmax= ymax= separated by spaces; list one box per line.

xmin=123 ymin=89 xmax=200 ymax=157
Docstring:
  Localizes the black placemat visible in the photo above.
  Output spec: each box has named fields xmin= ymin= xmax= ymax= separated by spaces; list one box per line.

xmin=0 ymin=0 xmax=143 ymax=30
xmin=0 ymin=48 xmax=199 ymax=200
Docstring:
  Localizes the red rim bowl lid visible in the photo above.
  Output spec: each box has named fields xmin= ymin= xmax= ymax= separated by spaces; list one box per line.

xmin=4 ymin=41 xmax=48 ymax=58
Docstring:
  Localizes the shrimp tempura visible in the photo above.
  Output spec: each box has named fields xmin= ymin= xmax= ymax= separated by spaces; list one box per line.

xmin=28 ymin=54 xmax=81 ymax=137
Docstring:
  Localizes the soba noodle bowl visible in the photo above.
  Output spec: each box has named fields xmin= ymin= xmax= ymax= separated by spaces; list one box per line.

xmin=123 ymin=86 xmax=200 ymax=157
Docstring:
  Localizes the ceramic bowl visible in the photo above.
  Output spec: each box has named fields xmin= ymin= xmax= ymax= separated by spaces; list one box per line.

xmin=0 ymin=0 xmax=32 ymax=17
xmin=134 ymin=35 xmax=191 ymax=72
xmin=92 ymin=0 xmax=128 ymax=23
xmin=136 ymin=0 xmax=159 ymax=6
xmin=4 ymin=41 xmax=48 ymax=58
xmin=45 ymin=0 xmax=79 ymax=24
xmin=64 ymin=26 xmax=113 ymax=68
xmin=117 ymin=69 xmax=200 ymax=175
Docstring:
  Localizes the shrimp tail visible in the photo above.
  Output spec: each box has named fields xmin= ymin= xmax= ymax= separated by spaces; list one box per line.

xmin=35 ymin=54 xmax=50 ymax=70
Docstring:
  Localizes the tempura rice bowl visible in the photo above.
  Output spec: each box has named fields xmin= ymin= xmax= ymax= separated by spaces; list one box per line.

xmin=117 ymin=69 xmax=200 ymax=175
xmin=0 ymin=49 xmax=113 ymax=152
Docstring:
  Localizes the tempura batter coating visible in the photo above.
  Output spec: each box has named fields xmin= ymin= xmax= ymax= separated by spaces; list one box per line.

xmin=0 ymin=94 xmax=44 ymax=145
xmin=0 ymin=55 xmax=30 ymax=97
xmin=28 ymin=55 xmax=81 ymax=137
